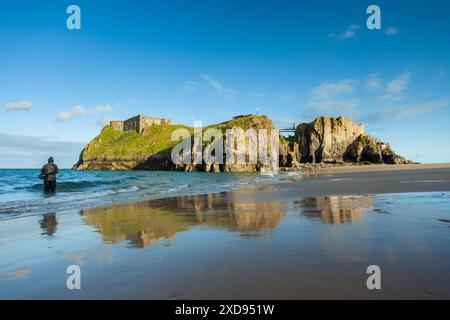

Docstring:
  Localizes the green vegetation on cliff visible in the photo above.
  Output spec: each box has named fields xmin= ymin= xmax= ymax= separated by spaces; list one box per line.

xmin=210 ymin=115 xmax=274 ymax=131
xmin=80 ymin=114 xmax=274 ymax=160
xmin=82 ymin=124 xmax=193 ymax=158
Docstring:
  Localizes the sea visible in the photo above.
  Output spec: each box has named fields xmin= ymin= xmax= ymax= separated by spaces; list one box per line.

xmin=0 ymin=169 xmax=298 ymax=220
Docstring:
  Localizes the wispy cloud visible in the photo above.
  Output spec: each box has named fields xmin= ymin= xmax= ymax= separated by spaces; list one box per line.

xmin=385 ymin=26 xmax=399 ymax=36
xmin=5 ymin=100 xmax=33 ymax=111
xmin=311 ymin=80 xmax=356 ymax=99
xmin=57 ymin=105 xmax=87 ymax=121
xmin=381 ymin=72 xmax=411 ymax=101
xmin=57 ymin=104 xmax=112 ymax=122
xmin=308 ymin=80 xmax=360 ymax=117
xmin=367 ymin=73 xmax=382 ymax=91
xmin=369 ymin=99 xmax=448 ymax=123
xmin=328 ymin=24 xmax=360 ymax=41
xmin=387 ymin=73 xmax=410 ymax=94
xmin=200 ymin=74 xmax=237 ymax=95
xmin=306 ymin=72 xmax=446 ymax=128
xmin=182 ymin=80 xmax=198 ymax=92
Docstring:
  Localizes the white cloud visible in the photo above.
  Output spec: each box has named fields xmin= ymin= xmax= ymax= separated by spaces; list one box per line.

xmin=387 ymin=73 xmax=410 ymax=94
xmin=201 ymin=74 xmax=223 ymax=90
xmin=57 ymin=104 xmax=112 ymax=122
xmin=308 ymin=80 xmax=359 ymax=117
xmin=381 ymin=72 xmax=411 ymax=101
xmin=200 ymin=74 xmax=237 ymax=95
xmin=5 ymin=100 xmax=33 ymax=111
xmin=386 ymin=27 xmax=399 ymax=36
xmin=329 ymin=24 xmax=361 ymax=41
xmin=57 ymin=105 xmax=87 ymax=121
xmin=311 ymin=80 xmax=356 ymax=100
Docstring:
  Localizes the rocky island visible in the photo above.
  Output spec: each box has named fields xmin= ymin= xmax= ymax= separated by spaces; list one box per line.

xmin=73 ymin=114 xmax=410 ymax=171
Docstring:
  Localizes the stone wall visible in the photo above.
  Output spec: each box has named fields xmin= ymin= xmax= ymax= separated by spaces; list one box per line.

xmin=110 ymin=115 xmax=172 ymax=133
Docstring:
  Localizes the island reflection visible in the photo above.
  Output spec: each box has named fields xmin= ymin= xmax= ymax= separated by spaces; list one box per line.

xmin=296 ymin=195 xmax=374 ymax=224
xmin=81 ymin=192 xmax=287 ymax=248
xmin=81 ymin=192 xmax=375 ymax=248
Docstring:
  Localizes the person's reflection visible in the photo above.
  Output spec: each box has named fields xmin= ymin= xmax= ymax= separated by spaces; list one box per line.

xmin=40 ymin=212 xmax=58 ymax=236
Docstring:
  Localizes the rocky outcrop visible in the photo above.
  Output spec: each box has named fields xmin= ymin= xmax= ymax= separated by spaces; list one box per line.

xmin=74 ymin=115 xmax=410 ymax=171
xmin=74 ymin=115 xmax=285 ymax=172
xmin=294 ymin=116 xmax=410 ymax=165
xmin=296 ymin=116 xmax=364 ymax=163
xmin=344 ymin=134 xmax=410 ymax=164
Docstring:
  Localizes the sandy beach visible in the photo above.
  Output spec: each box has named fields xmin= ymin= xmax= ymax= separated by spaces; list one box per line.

xmin=1 ymin=164 xmax=449 ymax=299
xmin=244 ymin=163 xmax=450 ymax=200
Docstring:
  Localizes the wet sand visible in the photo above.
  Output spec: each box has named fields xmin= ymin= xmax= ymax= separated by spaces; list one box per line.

xmin=244 ymin=164 xmax=450 ymax=201
xmin=0 ymin=165 xmax=450 ymax=299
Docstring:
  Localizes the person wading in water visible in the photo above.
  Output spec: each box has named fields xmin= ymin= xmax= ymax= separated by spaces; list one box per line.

xmin=40 ymin=157 xmax=59 ymax=194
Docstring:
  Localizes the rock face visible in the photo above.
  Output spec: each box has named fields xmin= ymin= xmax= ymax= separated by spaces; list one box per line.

xmin=74 ymin=115 xmax=282 ymax=172
xmin=294 ymin=116 xmax=410 ymax=165
xmin=73 ymin=115 xmax=410 ymax=171
xmin=344 ymin=134 xmax=410 ymax=164
xmin=296 ymin=116 xmax=364 ymax=163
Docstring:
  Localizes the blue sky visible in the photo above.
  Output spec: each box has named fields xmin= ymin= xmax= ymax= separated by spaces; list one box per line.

xmin=1 ymin=0 xmax=450 ymax=167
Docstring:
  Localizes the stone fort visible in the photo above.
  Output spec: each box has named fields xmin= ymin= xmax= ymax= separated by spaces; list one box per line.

xmin=110 ymin=115 xmax=172 ymax=134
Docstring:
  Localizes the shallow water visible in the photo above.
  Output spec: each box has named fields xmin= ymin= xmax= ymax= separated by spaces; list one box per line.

xmin=0 ymin=190 xmax=449 ymax=299
xmin=0 ymin=169 xmax=301 ymax=220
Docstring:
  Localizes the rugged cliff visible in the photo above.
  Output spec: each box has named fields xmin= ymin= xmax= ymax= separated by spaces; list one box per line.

xmin=73 ymin=115 xmax=410 ymax=171
xmin=294 ymin=116 xmax=410 ymax=165
xmin=73 ymin=115 xmax=281 ymax=171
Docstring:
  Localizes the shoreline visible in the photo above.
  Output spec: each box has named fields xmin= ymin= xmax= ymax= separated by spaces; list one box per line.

xmin=92 ymin=163 xmax=450 ymax=210
xmin=63 ymin=163 xmax=450 ymax=229
xmin=1 ymin=164 xmax=450 ymax=299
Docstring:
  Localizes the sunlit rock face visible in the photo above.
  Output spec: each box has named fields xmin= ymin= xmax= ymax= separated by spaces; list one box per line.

xmin=296 ymin=116 xmax=365 ymax=163
xmin=73 ymin=115 xmax=283 ymax=172
xmin=74 ymin=115 xmax=410 ymax=171
xmin=294 ymin=116 xmax=410 ymax=165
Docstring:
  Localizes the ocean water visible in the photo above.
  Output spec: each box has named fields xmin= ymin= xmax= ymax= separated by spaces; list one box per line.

xmin=0 ymin=169 xmax=298 ymax=220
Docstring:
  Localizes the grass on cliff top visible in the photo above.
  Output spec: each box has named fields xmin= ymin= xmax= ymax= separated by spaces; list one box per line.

xmin=210 ymin=115 xmax=273 ymax=130
xmin=84 ymin=124 xmax=193 ymax=158
xmin=83 ymin=115 xmax=277 ymax=158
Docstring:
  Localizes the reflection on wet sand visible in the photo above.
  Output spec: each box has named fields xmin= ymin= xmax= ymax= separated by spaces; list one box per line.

xmin=297 ymin=195 xmax=374 ymax=224
xmin=82 ymin=192 xmax=286 ymax=248
xmin=39 ymin=213 xmax=58 ymax=236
